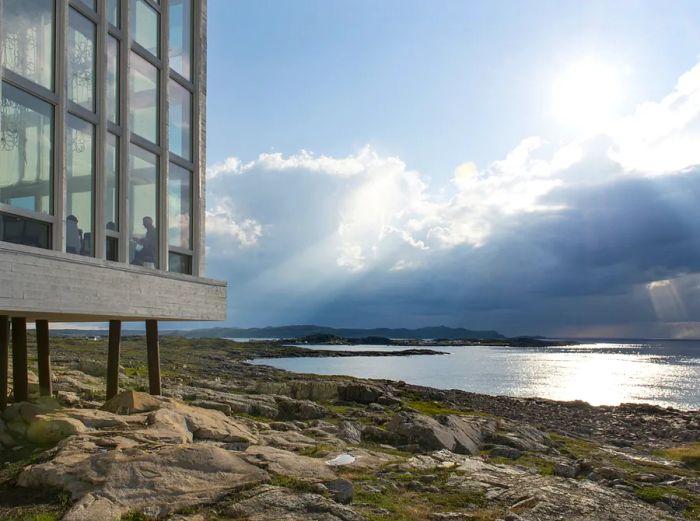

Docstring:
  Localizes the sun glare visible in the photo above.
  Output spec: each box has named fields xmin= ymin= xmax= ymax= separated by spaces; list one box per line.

xmin=551 ymin=59 xmax=624 ymax=132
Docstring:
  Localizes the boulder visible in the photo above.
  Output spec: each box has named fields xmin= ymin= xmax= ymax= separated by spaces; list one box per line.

xmin=325 ymin=478 xmax=354 ymax=504
xmin=275 ymin=396 xmax=329 ymax=420
xmin=144 ymin=408 xmax=193 ymax=444
xmin=244 ymin=445 xmax=336 ymax=481
xmin=26 ymin=414 xmax=87 ymax=445
xmin=387 ymin=412 xmax=491 ymax=455
xmin=18 ymin=440 xmax=270 ymax=520
xmin=488 ymin=422 xmax=551 ymax=453
xmin=102 ymin=391 xmax=162 ymax=415
xmin=338 ymin=383 xmax=383 ymax=404
xmin=337 ymin=421 xmax=362 ymax=445
xmin=167 ymin=401 xmax=257 ymax=443
xmin=219 ymin=485 xmax=365 ymax=521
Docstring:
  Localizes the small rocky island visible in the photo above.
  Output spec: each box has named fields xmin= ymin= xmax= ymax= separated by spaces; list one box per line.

xmin=1 ymin=336 xmax=699 ymax=521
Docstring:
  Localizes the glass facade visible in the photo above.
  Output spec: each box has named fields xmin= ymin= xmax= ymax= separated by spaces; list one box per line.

xmin=1 ymin=0 xmax=54 ymax=90
xmin=107 ymin=36 xmax=120 ymax=124
xmin=105 ymin=133 xmax=119 ymax=232
xmin=132 ymin=0 xmax=160 ymax=57
xmin=65 ymin=115 xmax=95 ymax=256
xmin=169 ymin=0 xmax=192 ymax=80
xmin=168 ymin=79 xmax=191 ymax=160
xmin=0 ymin=0 xmax=200 ymax=275
xmin=0 ymin=83 xmax=53 ymax=215
xmin=129 ymin=144 xmax=158 ymax=267
xmin=68 ymin=8 xmax=96 ymax=112
xmin=130 ymin=52 xmax=159 ymax=144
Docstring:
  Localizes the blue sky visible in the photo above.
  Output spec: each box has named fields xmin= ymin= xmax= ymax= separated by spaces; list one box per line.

xmin=203 ymin=0 xmax=700 ymax=337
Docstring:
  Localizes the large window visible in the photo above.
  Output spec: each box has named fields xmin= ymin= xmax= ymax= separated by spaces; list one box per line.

xmin=129 ymin=144 xmax=158 ymax=268
xmin=65 ymin=115 xmax=95 ymax=257
xmin=1 ymin=0 xmax=54 ymax=90
xmin=130 ymin=52 xmax=159 ymax=144
xmin=0 ymin=83 xmax=53 ymax=216
xmin=168 ymin=162 xmax=191 ymax=249
xmin=68 ymin=9 xmax=96 ymax=112
xmin=168 ymin=79 xmax=191 ymax=160
xmin=169 ymin=0 xmax=192 ymax=80
xmin=107 ymin=36 xmax=120 ymax=124
xmin=105 ymin=134 xmax=119 ymax=261
xmin=0 ymin=213 xmax=51 ymax=249
xmin=131 ymin=0 xmax=160 ymax=57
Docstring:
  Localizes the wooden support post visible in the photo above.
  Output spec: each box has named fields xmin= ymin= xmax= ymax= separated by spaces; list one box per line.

xmin=106 ymin=320 xmax=122 ymax=400
xmin=0 ymin=316 xmax=8 ymax=410
xmin=145 ymin=320 xmax=161 ymax=395
xmin=11 ymin=318 xmax=28 ymax=403
xmin=36 ymin=320 xmax=52 ymax=397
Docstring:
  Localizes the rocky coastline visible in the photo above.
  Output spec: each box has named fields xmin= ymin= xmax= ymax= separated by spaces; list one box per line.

xmin=1 ymin=336 xmax=699 ymax=521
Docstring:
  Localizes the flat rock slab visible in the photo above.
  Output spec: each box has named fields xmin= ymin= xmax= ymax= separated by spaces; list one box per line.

xmin=220 ymin=484 xmax=365 ymax=521
xmin=18 ymin=440 xmax=269 ymax=520
xmin=244 ymin=445 xmax=336 ymax=481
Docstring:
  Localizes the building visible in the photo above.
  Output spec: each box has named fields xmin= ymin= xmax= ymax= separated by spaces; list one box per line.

xmin=0 ymin=0 xmax=226 ymax=408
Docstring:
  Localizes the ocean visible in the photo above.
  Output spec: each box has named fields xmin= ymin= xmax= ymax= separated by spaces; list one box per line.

xmin=248 ymin=340 xmax=700 ymax=410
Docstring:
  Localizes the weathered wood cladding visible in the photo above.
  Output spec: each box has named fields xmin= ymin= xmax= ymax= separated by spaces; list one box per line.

xmin=0 ymin=244 xmax=226 ymax=322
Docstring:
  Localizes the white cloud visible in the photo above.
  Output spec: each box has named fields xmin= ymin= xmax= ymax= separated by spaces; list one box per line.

xmin=204 ymin=58 xmax=700 ymax=335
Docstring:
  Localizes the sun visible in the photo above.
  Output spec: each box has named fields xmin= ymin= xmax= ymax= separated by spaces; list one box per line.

xmin=551 ymin=59 xmax=624 ymax=132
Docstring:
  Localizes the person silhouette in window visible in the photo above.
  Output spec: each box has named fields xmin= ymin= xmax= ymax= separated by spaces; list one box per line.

xmin=131 ymin=216 xmax=156 ymax=266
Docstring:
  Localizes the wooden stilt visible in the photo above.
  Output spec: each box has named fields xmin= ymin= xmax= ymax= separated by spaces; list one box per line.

xmin=11 ymin=317 xmax=28 ymax=403
xmin=0 ymin=316 xmax=8 ymax=410
xmin=145 ymin=320 xmax=161 ymax=395
xmin=36 ymin=320 xmax=52 ymax=397
xmin=106 ymin=320 xmax=122 ymax=400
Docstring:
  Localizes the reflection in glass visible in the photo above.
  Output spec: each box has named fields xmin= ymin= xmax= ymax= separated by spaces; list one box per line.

xmin=68 ymin=9 xmax=96 ymax=111
xmin=168 ymin=163 xmax=191 ymax=249
xmin=0 ymin=213 xmax=50 ymax=249
xmin=168 ymin=80 xmax=191 ymax=160
xmin=107 ymin=36 xmax=120 ymax=124
xmin=107 ymin=0 xmax=120 ymax=27
xmin=0 ymin=83 xmax=53 ymax=215
xmin=1 ymin=0 xmax=54 ymax=90
xmin=65 ymin=115 xmax=95 ymax=257
xmin=129 ymin=144 xmax=158 ymax=268
xmin=105 ymin=133 xmax=119 ymax=232
xmin=130 ymin=52 xmax=159 ymax=144
xmin=168 ymin=251 xmax=191 ymax=275
xmin=131 ymin=0 xmax=159 ymax=57
xmin=169 ymin=0 xmax=192 ymax=80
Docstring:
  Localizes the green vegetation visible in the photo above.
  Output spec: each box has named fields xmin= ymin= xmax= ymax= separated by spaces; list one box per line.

xmin=659 ymin=443 xmax=700 ymax=471
xmin=270 ymin=475 xmax=324 ymax=494
xmin=487 ymin=453 xmax=555 ymax=476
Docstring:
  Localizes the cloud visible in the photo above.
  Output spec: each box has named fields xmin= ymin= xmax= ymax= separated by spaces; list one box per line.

xmin=205 ymin=60 xmax=700 ymax=337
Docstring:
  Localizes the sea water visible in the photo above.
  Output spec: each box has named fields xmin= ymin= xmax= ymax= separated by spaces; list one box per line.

xmin=249 ymin=340 xmax=700 ymax=410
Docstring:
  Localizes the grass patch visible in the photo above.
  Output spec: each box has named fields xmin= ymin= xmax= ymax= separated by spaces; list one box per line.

xmin=658 ymin=443 xmax=700 ymax=471
xmin=404 ymin=400 xmax=490 ymax=417
xmin=488 ymin=453 xmax=555 ymax=476
xmin=270 ymin=475 xmax=323 ymax=494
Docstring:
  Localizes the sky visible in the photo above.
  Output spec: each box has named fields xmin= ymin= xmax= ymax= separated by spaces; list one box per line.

xmin=203 ymin=0 xmax=700 ymax=338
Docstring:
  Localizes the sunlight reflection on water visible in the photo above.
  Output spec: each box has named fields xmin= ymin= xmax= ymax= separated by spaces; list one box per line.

xmin=250 ymin=341 xmax=700 ymax=410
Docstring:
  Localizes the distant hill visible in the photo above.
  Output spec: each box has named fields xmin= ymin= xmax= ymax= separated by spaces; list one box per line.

xmin=181 ymin=325 xmax=505 ymax=340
